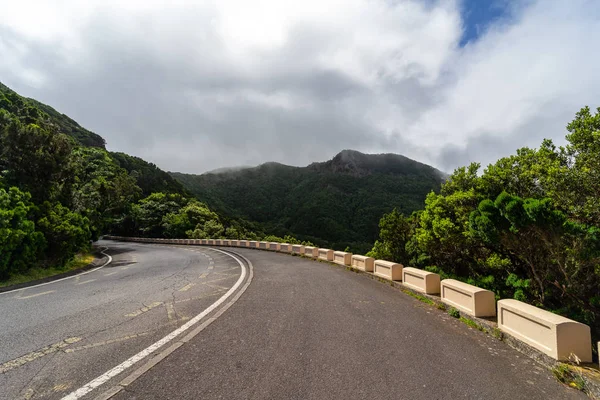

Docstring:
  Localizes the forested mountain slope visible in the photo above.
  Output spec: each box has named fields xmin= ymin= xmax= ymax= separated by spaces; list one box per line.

xmin=171 ymin=150 xmax=446 ymax=252
xmin=0 ymin=82 xmax=256 ymax=281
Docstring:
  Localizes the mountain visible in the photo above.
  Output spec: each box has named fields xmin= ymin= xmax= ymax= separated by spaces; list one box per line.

xmin=0 ymin=82 xmax=106 ymax=148
xmin=171 ymin=150 xmax=445 ymax=253
xmin=0 ymin=82 xmax=185 ymax=196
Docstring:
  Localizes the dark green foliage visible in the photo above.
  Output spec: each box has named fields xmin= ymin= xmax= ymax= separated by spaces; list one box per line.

xmin=110 ymin=152 xmax=186 ymax=197
xmin=0 ymin=111 xmax=74 ymax=204
xmin=0 ymin=82 xmax=105 ymax=148
xmin=0 ymin=81 xmax=218 ymax=281
xmin=171 ymin=150 xmax=445 ymax=252
xmin=0 ymin=187 xmax=45 ymax=280
xmin=369 ymin=106 xmax=600 ymax=342
xmin=37 ymin=202 xmax=91 ymax=267
xmin=110 ymin=192 xmax=264 ymax=242
xmin=367 ymin=209 xmax=417 ymax=264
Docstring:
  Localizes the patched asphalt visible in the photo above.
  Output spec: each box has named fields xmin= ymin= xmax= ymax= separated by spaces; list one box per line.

xmin=0 ymin=241 xmax=242 ymax=400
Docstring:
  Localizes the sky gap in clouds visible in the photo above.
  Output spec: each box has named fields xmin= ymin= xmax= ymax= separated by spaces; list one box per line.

xmin=1 ymin=0 xmax=599 ymax=174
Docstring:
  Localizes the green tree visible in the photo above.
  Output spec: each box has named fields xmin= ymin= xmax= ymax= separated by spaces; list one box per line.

xmin=0 ymin=187 xmax=45 ymax=279
xmin=68 ymin=147 xmax=141 ymax=239
xmin=36 ymin=202 xmax=91 ymax=267
xmin=366 ymin=209 xmax=416 ymax=264
xmin=0 ymin=112 xmax=73 ymax=203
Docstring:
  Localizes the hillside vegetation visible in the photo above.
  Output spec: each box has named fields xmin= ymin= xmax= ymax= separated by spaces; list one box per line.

xmin=0 ymin=82 xmax=262 ymax=281
xmin=368 ymin=106 xmax=600 ymax=344
xmin=171 ymin=150 xmax=445 ymax=253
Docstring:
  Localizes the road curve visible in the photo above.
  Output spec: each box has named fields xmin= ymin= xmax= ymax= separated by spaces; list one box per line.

xmin=0 ymin=241 xmax=246 ymax=400
xmin=111 ymin=246 xmax=583 ymax=400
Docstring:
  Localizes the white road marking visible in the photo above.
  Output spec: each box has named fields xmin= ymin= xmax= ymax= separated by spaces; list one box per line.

xmin=76 ymin=279 xmax=96 ymax=285
xmin=61 ymin=249 xmax=248 ymax=400
xmin=0 ymin=248 xmax=113 ymax=296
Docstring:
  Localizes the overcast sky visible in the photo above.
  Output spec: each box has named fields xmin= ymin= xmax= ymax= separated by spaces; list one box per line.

xmin=1 ymin=0 xmax=599 ymax=174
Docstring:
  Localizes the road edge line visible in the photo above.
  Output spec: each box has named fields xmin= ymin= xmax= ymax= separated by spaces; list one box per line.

xmin=61 ymin=248 xmax=253 ymax=400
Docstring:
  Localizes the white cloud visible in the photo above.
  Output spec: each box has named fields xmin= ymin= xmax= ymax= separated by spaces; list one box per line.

xmin=0 ymin=0 xmax=598 ymax=173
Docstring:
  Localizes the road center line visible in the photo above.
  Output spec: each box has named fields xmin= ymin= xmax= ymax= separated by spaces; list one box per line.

xmin=19 ymin=290 xmax=56 ymax=299
xmin=0 ymin=337 xmax=81 ymax=373
xmin=62 ymin=249 xmax=249 ymax=400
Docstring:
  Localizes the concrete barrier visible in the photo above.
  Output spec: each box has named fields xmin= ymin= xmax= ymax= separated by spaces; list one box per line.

xmin=498 ymin=299 xmax=592 ymax=362
xmin=333 ymin=251 xmax=352 ymax=266
xmin=249 ymin=241 xmax=257 ymax=248
xmin=207 ymin=239 xmax=215 ymax=245
xmin=200 ymin=239 xmax=207 ymax=245
xmin=291 ymin=245 xmax=305 ymax=255
xmin=374 ymin=260 xmax=403 ymax=281
xmin=402 ymin=267 xmax=440 ymax=294
xmin=258 ymin=241 xmax=268 ymax=249
xmin=230 ymin=240 xmax=239 ymax=247
xmin=304 ymin=246 xmax=318 ymax=258
xmin=222 ymin=240 xmax=230 ymax=246
xmin=269 ymin=242 xmax=281 ymax=251
xmin=351 ymin=255 xmax=374 ymax=272
xmin=239 ymin=240 xmax=248 ymax=247
xmin=318 ymin=249 xmax=334 ymax=261
xmin=440 ymin=279 xmax=496 ymax=317
xmin=279 ymin=243 xmax=292 ymax=253
xmin=280 ymin=242 xmax=289 ymax=250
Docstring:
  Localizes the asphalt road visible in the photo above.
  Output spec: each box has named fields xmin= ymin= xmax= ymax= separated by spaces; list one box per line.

xmin=1 ymin=242 xmax=584 ymax=399
xmin=113 ymin=246 xmax=584 ymax=400
xmin=0 ymin=241 xmax=244 ymax=400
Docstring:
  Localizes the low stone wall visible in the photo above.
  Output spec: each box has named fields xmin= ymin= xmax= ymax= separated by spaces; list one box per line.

xmin=333 ymin=251 xmax=352 ymax=266
xmin=498 ymin=299 xmax=592 ymax=362
xmin=402 ymin=267 xmax=440 ymax=294
xmin=318 ymin=249 xmax=334 ymax=261
xmin=351 ymin=255 xmax=374 ymax=272
xmin=373 ymin=260 xmax=402 ymax=281
xmin=441 ymin=279 xmax=496 ymax=318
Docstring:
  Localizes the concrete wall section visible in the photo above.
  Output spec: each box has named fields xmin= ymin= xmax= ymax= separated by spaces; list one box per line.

xmin=292 ymin=245 xmax=305 ymax=255
xmin=498 ymin=299 xmax=592 ymax=362
xmin=441 ymin=279 xmax=496 ymax=317
xmin=374 ymin=260 xmax=403 ymax=281
xmin=249 ymin=241 xmax=257 ymax=248
xmin=304 ymin=246 xmax=318 ymax=258
xmin=333 ymin=251 xmax=352 ymax=266
xmin=279 ymin=243 xmax=292 ymax=253
xmin=318 ymin=249 xmax=334 ymax=261
xmin=269 ymin=242 xmax=281 ymax=251
xmin=351 ymin=255 xmax=374 ymax=272
xmin=259 ymin=241 xmax=268 ymax=249
xmin=402 ymin=267 xmax=440 ymax=294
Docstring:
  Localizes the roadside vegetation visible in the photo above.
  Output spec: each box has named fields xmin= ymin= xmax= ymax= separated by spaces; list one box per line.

xmin=0 ymin=81 xmax=303 ymax=285
xmin=367 ymin=106 xmax=600 ymax=345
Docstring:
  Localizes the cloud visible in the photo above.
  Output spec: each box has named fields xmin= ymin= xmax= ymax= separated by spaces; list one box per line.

xmin=1 ymin=0 xmax=599 ymax=174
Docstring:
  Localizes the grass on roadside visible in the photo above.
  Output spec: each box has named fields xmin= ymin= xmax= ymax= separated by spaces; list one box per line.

xmin=0 ymin=252 xmax=95 ymax=288
xmin=401 ymin=289 xmax=435 ymax=306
